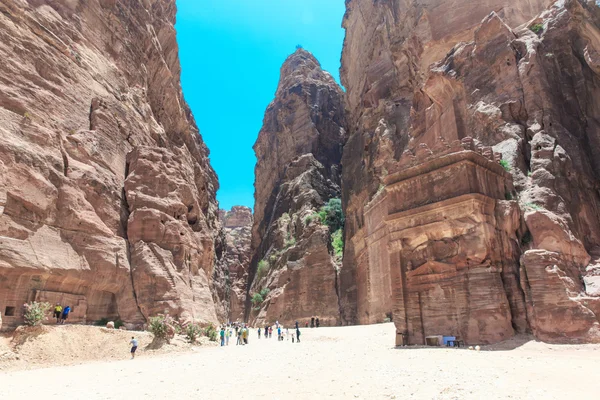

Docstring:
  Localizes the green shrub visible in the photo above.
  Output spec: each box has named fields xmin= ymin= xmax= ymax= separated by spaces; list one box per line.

xmin=304 ymin=215 xmax=313 ymax=225
xmin=332 ymin=229 xmax=344 ymax=258
xmin=23 ymin=301 xmax=51 ymax=326
xmin=256 ymin=259 xmax=269 ymax=280
xmin=252 ymin=293 xmax=264 ymax=305
xmin=185 ymin=323 xmax=203 ymax=343
xmin=505 ymin=192 xmax=513 ymax=201
xmin=204 ymin=323 xmax=218 ymax=342
xmin=499 ymin=159 xmax=511 ymax=172
xmin=148 ymin=315 xmax=173 ymax=340
xmin=530 ymin=23 xmax=544 ymax=34
xmin=318 ymin=198 xmax=345 ymax=232
xmin=260 ymin=288 xmax=270 ymax=297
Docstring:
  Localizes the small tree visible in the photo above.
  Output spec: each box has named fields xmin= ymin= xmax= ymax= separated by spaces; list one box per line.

xmin=318 ymin=198 xmax=345 ymax=232
xmin=259 ymin=288 xmax=270 ymax=298
xmin=23 ymin=301 xmax=51 ymax=326
xmin=252 ymin=293 xmax=264 ymax=305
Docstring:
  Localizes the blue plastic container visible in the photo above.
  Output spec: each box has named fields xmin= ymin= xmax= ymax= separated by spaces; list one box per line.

xmin=443 ymin=336 xmax=456 ymax=346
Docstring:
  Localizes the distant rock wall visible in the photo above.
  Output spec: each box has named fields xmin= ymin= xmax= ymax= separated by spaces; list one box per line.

xmin=215 ymin=206 xmax=253 ymax=322
xmin=247 ymin=49 xmax=347 ymax=327
xmin=340 ymin=0 xmax=600 ymax=343
xmin=0 ymin=0 xmax=222 ymax=328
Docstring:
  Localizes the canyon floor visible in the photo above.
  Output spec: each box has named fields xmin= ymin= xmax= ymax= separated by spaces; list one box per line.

xmin=1 ymin=323 xmax=599 ymax=399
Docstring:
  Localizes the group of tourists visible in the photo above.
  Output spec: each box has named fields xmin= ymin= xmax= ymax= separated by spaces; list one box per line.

xmin=219 ymin=322 xmax=251 ymax=346
xmin=53 ymin=303 xmax=71 ymax=324
xmin=218 ymin=320 xmax=303 ymax=347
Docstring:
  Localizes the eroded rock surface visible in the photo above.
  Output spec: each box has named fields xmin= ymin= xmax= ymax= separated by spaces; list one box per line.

xmin=215 ymin=206 xmax=253 ymax=322
xmin=0 ymin=0 xmax=221 ymax=328
xmin=340 ymin=0 xmax=600 ymax=343
xmin=248 ymin=50 xmax=347 ymax=326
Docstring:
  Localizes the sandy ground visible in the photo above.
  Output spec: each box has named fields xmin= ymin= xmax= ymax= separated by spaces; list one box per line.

xmin=0 ymin=325 xmax=213 ymax=371
xmin=1 ymin=323 xmax=600 ymax=399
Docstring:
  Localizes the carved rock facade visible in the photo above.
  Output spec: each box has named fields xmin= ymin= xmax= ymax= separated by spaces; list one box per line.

xmin=340 ymin=0 xmax=600 ymax=343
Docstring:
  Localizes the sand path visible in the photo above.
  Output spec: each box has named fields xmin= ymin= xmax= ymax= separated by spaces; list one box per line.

xmin=1 ymin=323 xmax=599 ymax=399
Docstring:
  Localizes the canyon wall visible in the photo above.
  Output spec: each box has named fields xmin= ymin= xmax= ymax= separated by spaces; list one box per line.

xmin=215 ymin=206 xmax=252 ymax=322
xmin=0 ymin=0 xmax=223 ymax=328
xmin=340 ymin=0 xmax=600 ymax=343
xmin=247 ymin=49 xmax=347 ymax=327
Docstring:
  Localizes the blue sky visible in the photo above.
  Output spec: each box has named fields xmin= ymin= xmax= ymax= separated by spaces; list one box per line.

xmin=175 ymin=0 xmax=346 ymax=211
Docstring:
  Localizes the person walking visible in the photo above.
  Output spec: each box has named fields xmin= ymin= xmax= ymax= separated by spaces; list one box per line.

xmin=258 ymin=327 xmax=262 ymax=339
xmin=220 ymin=327 xmax=225 ymax=346
xmin=129 ymin=336 xmax=138 ymax=359
xmin=277 ymin=326 xmax=282 ymax=341
xmin=53 ymin=303 xmax=62 ymax=323
xmin=296 ymin=326 xmax=301 ymax=343
xmin=286 ymin=327 xmax=289 ymax=340
xmin=226 ymin=328 xmax=231 ymax=346
xmin=237 ymin=329 xmax=242 ymax=345
xmin=61 ymin=305 xmax=71 ymax=324
xmin=268 ymin=326 xmax=272 ymax=339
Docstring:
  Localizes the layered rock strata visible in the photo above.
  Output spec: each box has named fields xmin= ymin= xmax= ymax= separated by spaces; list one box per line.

xmin=248 ymin=49 xmax=347 ymax=326
xmin=215 ymin=206 xmax=253 ymax=322
xmin=340 ymin=0 xmax=600 ymax=343
xmin=0 ymin=0 xmax=221 ymax=328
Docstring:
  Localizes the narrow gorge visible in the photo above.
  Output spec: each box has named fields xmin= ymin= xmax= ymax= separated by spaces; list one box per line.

xmin=1 ymin=0 xmax=600 ymax=347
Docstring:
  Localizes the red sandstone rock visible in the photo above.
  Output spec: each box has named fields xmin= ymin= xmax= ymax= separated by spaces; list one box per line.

xmin=0 ymin=0 xmax=221 ymax=328
xmin=248 ymin=50 xmax=347 ymax=326
xmin=215 ymin=206 xmax=253 ymax=322
xmin=340 ymin=0 xmax=600 ymax=344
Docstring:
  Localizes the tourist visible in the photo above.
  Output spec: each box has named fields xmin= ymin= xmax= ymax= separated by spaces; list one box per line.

xmin=220 ymin=327 xmax=225 ymax=346
xmin=235 ymin=324 xmax=239 ymax=337
xmin=277 ymin=325 xmax=282 ymax=341
xmin=264 ymin=324 xmax=269 ymax=339
xmin=258 ymin=326 xmax=262 ymax=339
xmin=53 ymin=303 xmax=62 ymax=323
xmin=292 ymin=332 xmax=295 ymax=343
xmin=295 ymin=321 xmax=299 ymax=330
xmin=296 ymin=326 xmax=301 ymax=343
xmin=242 ymin=325 xmax=249 ymax=345
xmin=130 ymin=336 xmax=138 ymax=359
xmin=286 ymin=327 xmax=289 ymax=340
xmin=269 ymin=326 xmax=273 ymax=338
xmin=316 ymin=318 xmax=320 ymax=328
xmin=61 ymin=305 xmax=71 ymax=324
xmin=226 ymin=327 xmax=231 ymax=345
xmin=237 ymin=328 xmax=242 ymax=345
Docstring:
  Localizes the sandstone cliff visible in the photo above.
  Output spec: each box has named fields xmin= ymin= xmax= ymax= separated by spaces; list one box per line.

xmin=340 ymin=0 xmax=600 ymax=344
xmin=247 ymin=49 xmax=347 ymax=326
xmin=0 ymin=0 xmax=222 ymax=328
xmin=215 ymin=206 xmax=252 ymax=322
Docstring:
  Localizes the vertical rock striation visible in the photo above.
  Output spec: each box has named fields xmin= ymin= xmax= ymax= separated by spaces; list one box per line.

xmin=340 ymin=0 xmax=600 ymax=343
xmin=215 ymin=206 xmax=253 ymax=323
xmin=0 ymin=0 xmax=221 ymax=328
xmin=248 ymin=49 xmax=347 ymax=326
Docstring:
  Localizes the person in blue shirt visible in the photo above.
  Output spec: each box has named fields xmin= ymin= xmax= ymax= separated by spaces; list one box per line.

xmin=130 ymin=337 xmax=138 ymax=359
xmin=61 ymin=306 xmax=71 ymax=324
xmin=277 ymin=326 xmax=282 ymax=341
